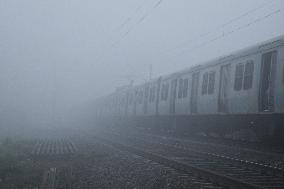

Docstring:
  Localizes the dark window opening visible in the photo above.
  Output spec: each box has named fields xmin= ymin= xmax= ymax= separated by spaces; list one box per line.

xmin=202 ymin=73 xmax=208 ymax=95
xmin=208 ymin=72 xmax=215 ymax=94
xmin=234 ymin=61 xmax=254 ymax=91
xmin=244 ymin=60 xmax=254 ymax=90
xmin=234 ymin=63 xmax=244 ymax=91
xmin=201 ymin=72 xmax=215 ymax=95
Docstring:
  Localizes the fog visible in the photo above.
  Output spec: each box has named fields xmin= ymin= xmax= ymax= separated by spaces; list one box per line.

xmin=1 ymin=0 xmax=284 ymax=133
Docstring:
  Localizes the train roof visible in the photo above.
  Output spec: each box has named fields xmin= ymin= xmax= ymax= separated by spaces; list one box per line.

xmin=172 ymin=35 xmax=284 ymax=76
xmin=99 ymin=35 xmax=284 ymax=100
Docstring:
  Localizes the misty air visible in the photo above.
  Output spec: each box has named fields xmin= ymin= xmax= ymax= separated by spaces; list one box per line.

xmin=1 ymin=0 xmax=284 ymax=188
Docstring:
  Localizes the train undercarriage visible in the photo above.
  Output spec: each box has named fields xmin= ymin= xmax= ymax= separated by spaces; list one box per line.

xmin=96 ymin=113 xmax=284 ymax=145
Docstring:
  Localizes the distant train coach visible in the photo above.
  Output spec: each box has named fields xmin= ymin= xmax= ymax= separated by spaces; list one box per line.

xmin=95 ymin=35 xmax=284 ymax=143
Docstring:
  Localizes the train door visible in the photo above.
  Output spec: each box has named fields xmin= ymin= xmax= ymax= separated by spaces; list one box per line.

xmin=259 ymin=51 xmax=277 ymax=112
xmin=218 ymin=64 xmax=231 ymax=113
xmin=143 ymin=85 xmax=149 ymax=114
xmin=190 ymin=72 xmax=200 ymax=114
xmin=169 ymin=79 xmax=177 ymax=114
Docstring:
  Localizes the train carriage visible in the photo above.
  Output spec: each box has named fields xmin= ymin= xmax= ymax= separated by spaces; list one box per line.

xmin=96 ymin=35 xmax=284 ymax=142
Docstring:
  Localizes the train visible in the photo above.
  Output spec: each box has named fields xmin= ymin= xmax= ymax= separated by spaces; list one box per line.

xmin=94 ymin=35 xmax=284 ymax=143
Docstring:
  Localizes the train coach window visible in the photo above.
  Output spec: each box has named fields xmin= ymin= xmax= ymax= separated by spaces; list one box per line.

xmin=183 ymin=78 xmax=188 ymax=97
xmin=234 ymin=61 xmax=254 ymax=91
xmin=202 ymin=72 xmax=215 ymax=95
xmin=244 ymin=60 xmax=254 ymax=90
xmin=208 ymin=72 xmax=215 ymax=94
xmin=234 ymin=63 xmax=244 ymax=91
xmin=178 ymin=79 xmax=183 ymax=99
xmin=202 ymin=73 xmax=209 ymax=95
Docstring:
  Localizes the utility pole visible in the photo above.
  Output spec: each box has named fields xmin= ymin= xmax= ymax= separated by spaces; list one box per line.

xmin=51 ymin=61 xmax=57 ymax=128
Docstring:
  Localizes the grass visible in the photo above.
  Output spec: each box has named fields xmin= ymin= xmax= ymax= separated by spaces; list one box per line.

xmin=0 ymin=138 xmax=43 ymax=189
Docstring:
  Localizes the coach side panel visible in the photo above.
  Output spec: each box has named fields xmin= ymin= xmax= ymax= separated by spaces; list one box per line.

xmin=228 ymin=54 xmax=259 ymax=114
xmin=197 ymin=66 xmax=220 ymax=114
xmin=175 ymin=73 xmax=191 ymax=115
xmin=275 ymin=46 xmax=284 ymax=113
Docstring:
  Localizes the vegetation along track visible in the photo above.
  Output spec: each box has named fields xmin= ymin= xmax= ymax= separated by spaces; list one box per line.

xmin=100 ymin=131 xmax=284 ymax=189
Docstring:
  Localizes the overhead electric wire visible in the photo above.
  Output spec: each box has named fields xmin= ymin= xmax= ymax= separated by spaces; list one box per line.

xmin=96 ymin=0 xmax=283 ymax=84
xmin=113 ymin=2 xmax=145 ymax=32
xmin=96 ymin=0 xmax=165 ymax=64
xmin=171 ymin=5 xmax=284 ymax=60
xmin=117 ymin=0 xmax=165 ymax=44
xmin=95 ymin=1 xmax=149 ymax=63
xmin=160 ymin=0 xmax=279 ymax=55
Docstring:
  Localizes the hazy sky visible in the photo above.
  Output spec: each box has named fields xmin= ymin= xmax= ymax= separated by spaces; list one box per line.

xmin=1 ymin=0 xmax=284 ymax=126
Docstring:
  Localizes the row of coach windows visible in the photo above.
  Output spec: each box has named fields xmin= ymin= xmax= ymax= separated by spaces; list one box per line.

xmin=202 ymin=71 xmax=215 ymax=95
xmin=234 ymin=60 xmax=254 ymax=91
xmin=161 ymin=83 xmax=169 ymax=101
xmin=178 ymin=78 xmax=189 ymax=99
xmin=149 ymin=86 xmax=156 ymax=103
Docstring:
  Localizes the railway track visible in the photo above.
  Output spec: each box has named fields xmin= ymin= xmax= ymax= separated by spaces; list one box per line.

xmin=135 ymin=126 xmax=284 ymax=155
xmin=115 ymin=127 xmax=284 ymax=170
xmin=96 ymin=136 xmax=227 ymax=189
xmin=31 ymin=138 xmax=77 ymax=156
xmin=99 ymin=131 xmax=284 ymax=189
xmin=35 ymin=138 xmax=76 ymax=189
